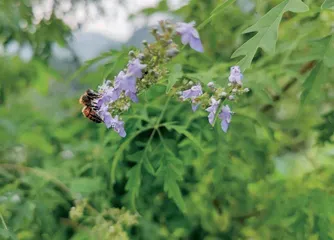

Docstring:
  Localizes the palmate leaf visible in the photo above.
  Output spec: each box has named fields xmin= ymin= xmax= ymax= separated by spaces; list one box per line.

xmin=322 ymin=0 xmax=334 ymax=9
xmin=231 ymin=0 xmax=309 ymax=70
xmin=301 ymin=35 xmax=334 ymax=104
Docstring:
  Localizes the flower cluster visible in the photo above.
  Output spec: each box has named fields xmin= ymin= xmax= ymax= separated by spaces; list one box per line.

xmin=180 ymin=66 xmax=249 ymax=133
xmin=87 ymin=20 xmax=204 ymax=137
xmin=82 ymin=20 xmax=249 ymax=136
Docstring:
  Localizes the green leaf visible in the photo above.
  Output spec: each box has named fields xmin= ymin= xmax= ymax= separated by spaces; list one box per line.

xmin=143 ymin=157 xmax=156 ymax=176
xmin=125 ymin=164 xmax=142 ymax=211
xmin=166 ymin=64 xmax=183 ymax=93
xmin=165 ymin=125 xmax=204 ymax=153
xmin=197 ymin=0 xmax=236 ymax=30
xmin=68 ymin=49 xmax=115 ymax=81
xmin=69 ymin=177 xmax=105 ymax=195
xmin=301 ymin=63 xmax=328 ymax=105
xmin=301 ymin=35 xmax=333 ymax=104
xmin=231 ymin=0 xmax=309 ymax=70
xmin=322 ymin=0 xmax=334 ymax=9
xmin=161 ymin=159 xmax=185 ymax=212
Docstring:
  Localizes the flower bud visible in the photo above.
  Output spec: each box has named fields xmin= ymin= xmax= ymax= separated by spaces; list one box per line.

xmin=188 ymin=81 xmax=193 ymax=86
xmin=151 ymin=26 xmax=158 ymax=33
xmin=220 ymin=92 xmax=227 ymax=97
xmin=232 ymin=89 xmax=237 ymax=93
xmin=142 ymin=40 xmax=148 ymax=46
xmin=228 ymin=95 xmax=234 ymax=100
xmin=167 ymin=39 xmax=173 ymax=45
xmin=166 ymin=48 xmax=179 ymax=57
xmin=138 ymin=53 xmax=145 ymax=60
xmin=128 ymin=50 xmax=135 ymax=57
xmin=243 ymin=88 xmax=250 ymax=93
xmin=228 ymin=83 xmax=232 ymax=87
xmin=207 ymin=82 xmax=214 ymax=88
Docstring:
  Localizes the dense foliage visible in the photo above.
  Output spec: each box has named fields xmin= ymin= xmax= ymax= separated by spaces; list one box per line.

xmin=1 ymin=0 xmax=334 ymax=239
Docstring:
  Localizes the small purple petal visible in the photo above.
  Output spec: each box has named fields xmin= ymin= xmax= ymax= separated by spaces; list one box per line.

xmin=110 ymin=115 xmax=126 ymax=137
xmin=125 ymin=91 xmax=138 ymax=103
xmin=206 ymin=98 xmax=220 ymax=126
xmin=181 ymin=34 xmax=191 ymax=45
xmin=218 ymin=105 xmax=232 ymax=133
xmin=181 ymin=84 xmax=203 ymax=100
xmin=221 ymin=120 xmax=229 ymax=133
xmin=190 ymin=37 xmax=203 ymax=53
xmin=229 ymin=66 xmax=243 ymax=85
xmin=192 ymin=103 xmax=200 ymax=112
xmin=127 ymin=58 xmax=147 ymax=78
xmin=176 ymin=21 xmax=204 ymax=53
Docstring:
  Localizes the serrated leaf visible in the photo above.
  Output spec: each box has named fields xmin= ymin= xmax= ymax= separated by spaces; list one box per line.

xmin=165 ymin=125 xmax=204 ymax=153
xmin=162 ymin=162 xmax=185 ymax=212
xmin=301 ymin=35 xmax=333 ymax=104
xmin=166 ymin=64 xmax=183 ymax=93
xmin=125 ymin=164 xmax=142 ymax=210
xmin=231 ymin=0 xmax=309 ymax=70
xmin=143 ymin=157 xmax=155 ymax=176
xmin=301 ymin=63 xmax=328 ymax=105
xmin=322 ymin=0 xmax=334 ymax=9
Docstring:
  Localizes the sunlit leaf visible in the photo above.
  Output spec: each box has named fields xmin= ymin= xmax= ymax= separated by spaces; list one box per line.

xmin=231 ymin=0 xmax=309 ymax=70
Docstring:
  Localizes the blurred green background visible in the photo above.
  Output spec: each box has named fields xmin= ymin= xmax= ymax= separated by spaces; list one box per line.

xmin=1 ymin=0 xmax=334 ymax=239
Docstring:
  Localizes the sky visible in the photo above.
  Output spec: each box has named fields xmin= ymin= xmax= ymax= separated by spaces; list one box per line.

xmin=33 ymin=0 xmax=188 ymax=42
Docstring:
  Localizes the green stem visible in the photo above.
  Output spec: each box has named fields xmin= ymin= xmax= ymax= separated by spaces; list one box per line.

xmin=0 ymin=213 xmax=8 ymax=230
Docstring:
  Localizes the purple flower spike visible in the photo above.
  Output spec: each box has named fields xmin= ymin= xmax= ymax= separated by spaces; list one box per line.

xmin=127 ymin=58 xmax=147 ymax=78
xmin=176 ymin=21 xmax=203 ymax=52
xmin=206 ymin=98 xmax=220 ymax=125
xmin=229 ymin=66 xmax=243 ymax=85
xmin=218 ymin=105 xmax=232 ymax=133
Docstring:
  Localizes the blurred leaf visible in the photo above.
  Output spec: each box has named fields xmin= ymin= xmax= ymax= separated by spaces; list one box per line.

xmin=166 ymin=64 xmax=183 ymax=93
xmin=231 ymin=0 xmax=309 ymax=70
xmin=125 ymin=164 xmax=142 ymax=210
xmin=69 ymin=177 xmax=105 ymax=195
xmin=322 ymin=0 xmax=334 ymax=9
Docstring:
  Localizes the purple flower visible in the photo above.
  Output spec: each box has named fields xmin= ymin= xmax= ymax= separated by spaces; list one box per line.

xmin=96 ymin=87 xmax=120 ymax=109
xmin=109 ymin=115 xmax=126 ymax=137
xmin=180 ymin=84 xmax=203 ymax=100
xmin=228 ymin=66 xmax=243 ymax=85
xmin=218 ymin=105 xmax=232 ymax=133
xmin=175 ymin=21 xmax=203 ymax=52
xmin=180 ymin=84 xmax=203 ymax=112
xmin=206 ymin=98 xmax=220 ymax=125
xmin=98 ymin=104 xmax=126 ymax=137
xmin=127 ymin=58 xmax=147 ymax=78
xmin=114 ymin=71 xmax=138 ymax=102
xmin=95 ymin=80 xmax=120 ymax=109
